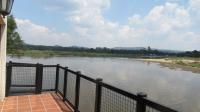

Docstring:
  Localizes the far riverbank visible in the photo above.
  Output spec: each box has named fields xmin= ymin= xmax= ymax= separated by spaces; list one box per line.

xmin=138 ymin=58 xmax=200 ymax=73
xmin=8 ymin=50 xmax=200 ymax=73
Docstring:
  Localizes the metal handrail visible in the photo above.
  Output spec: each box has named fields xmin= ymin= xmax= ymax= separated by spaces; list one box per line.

xmin=6 ymin=61 xmax=178 ymax=112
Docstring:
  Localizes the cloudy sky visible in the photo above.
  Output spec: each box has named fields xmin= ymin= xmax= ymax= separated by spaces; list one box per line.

xmin=12 ymin=0 xmax=200 ymax=50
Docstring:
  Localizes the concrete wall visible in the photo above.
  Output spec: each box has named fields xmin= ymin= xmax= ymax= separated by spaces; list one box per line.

xmin=0 ymin=16 xmax=7 ymax=101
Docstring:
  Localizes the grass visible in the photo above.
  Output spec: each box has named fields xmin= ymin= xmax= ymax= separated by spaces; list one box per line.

xmin=8 ymin=50 xmax=142 ymax=58
xmin=189 ymin=62 xmax=200 ymax=68
xmin=167 ymin=57 xmax=200 ymax=68
xmin=166 ymin=57 xmax=200 ymax=61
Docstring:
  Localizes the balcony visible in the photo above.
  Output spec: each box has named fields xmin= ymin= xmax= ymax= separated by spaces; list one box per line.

xmin=4 ymin=61 xmax=178 ymax=112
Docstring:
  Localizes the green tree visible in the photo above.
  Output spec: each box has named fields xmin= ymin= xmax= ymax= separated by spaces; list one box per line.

xmin=7 ymin=15 xmax=24 ymax=54
xmin=147 ymin=46 xmax=152 ymax=54
xmin=192 ymin=50 xmax=200 ymax=57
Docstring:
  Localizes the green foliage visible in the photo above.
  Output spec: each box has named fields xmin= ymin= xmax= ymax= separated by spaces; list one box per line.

xmin=24 ymin=44 xmax=164 ymax=56
xmin=7 ymin=15 xmax=24 ymax=54
xmin=148 ymin=46 xmax=151 ymax=52
xmin=189 ymin=62 xmax=200 ymax=68
xmin=178 ymin=50 xmax=200 ymax=57
xmin=20 ymin=50 xmax=141 ymax=58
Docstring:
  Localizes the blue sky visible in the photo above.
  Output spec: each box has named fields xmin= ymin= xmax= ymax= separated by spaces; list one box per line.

xmin=12 ymin=0 xmax=200 ymax=50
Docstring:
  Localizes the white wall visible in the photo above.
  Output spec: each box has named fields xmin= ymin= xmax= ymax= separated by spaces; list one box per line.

xmin=0 ymin=16 xmax=7 ymax=101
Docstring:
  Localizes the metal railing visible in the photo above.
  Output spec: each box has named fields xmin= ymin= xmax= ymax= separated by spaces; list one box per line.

xmin=6 ymin=61 xmax=178 ymax=112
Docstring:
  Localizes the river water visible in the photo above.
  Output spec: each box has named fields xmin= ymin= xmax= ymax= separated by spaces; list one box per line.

xmin=7 ymin=56 xmax=200 ymax=112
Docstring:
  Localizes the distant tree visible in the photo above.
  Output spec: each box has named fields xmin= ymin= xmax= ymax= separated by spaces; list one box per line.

xmin=147 ymin=46 xmax=151 ymax=54
xmin=148 ymin=46 xmax=151 ymax=51
xmin=192 ymin=50 xmax=200 ymax=57
xmin=7 ymin=15 xmax=24 ymax=54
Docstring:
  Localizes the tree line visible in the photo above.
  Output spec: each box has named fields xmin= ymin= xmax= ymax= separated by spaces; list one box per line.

xmin=25 ymin=44 xmax=200 ymax=57
xmin=177 ymin=50 xmax=200 ymax=57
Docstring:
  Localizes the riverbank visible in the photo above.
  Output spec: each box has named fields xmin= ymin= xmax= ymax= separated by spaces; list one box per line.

xmin=139 ymin=58 xmax=200 ymax=73
xmin=9 ymin=50 xmax=200 ymax=73
xmin=8 ymin=50 xmax=144 ymax=58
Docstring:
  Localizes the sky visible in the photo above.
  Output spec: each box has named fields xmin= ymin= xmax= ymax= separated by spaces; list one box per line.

xmin=11 ymin=0 xmax=200 ymax=50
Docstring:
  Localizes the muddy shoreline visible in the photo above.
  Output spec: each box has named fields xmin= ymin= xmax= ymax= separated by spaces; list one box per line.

xmin=138 ymin=59 xmax=200 ymax=74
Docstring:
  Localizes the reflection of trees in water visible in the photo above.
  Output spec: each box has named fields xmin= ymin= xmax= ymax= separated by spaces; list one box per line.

xmin=147 ymin=61 xmax=150 ymax=66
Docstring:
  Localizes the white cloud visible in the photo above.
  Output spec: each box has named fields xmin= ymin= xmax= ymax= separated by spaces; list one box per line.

xmin=127 ymin=2 xmax=200 ymax=50
xmin=68 ymin=0 xmax=111 ymax=27
xmin=189 ymin=0 xmax=200 ymax=10
xmin=15 ymin=18 xmax=73 ymax=46
xmin=128 ymin=15 xmax=142 ymax=25
xmin=141 ymin=3 xmax=190 ymax=32
xmin=16 ymin=0 xmax=200 ymax=50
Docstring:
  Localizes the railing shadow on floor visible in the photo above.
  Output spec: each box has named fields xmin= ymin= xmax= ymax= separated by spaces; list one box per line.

xmin=6 ymin=61 xmax=178 ymax=112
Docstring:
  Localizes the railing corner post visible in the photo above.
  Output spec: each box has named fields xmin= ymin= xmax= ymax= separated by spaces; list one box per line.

xmin=9 ymin=61 xmax=12 ymax=64
xmin=35 ymin=63 xmax=43 ymax=94
xmin=6 ymin=61 xmax=12 ymax=97
xmin=55 ymin=64 xmax=60 ymax=93
xmin=136 ymin=92 xmax=147 ymax=112
xmin=40 ymin=64 xmax=43 ymax=93
xmin=95 ymin=78 xmax=103 ymax=112
xmin=75 ymin=71 xmax=81 ymax=112
xmin=63 ymin=67 xmax=68 ymax=101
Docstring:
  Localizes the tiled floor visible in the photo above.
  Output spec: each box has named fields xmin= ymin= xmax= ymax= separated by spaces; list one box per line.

xmin=0 ymin=93 xmax=73 ymax=112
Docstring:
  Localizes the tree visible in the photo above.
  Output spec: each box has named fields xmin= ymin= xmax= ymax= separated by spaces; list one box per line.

xmin=147 ymin=46 xmax=152 ymax=54
xmin=192 ymin=50 xmax=200 ymax=57
xmin=7 ymin=15 xmax=24 ymax=54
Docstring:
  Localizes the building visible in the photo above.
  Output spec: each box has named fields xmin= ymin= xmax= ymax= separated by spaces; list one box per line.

xmin=0 ymin=15 xmax=7 ymax=101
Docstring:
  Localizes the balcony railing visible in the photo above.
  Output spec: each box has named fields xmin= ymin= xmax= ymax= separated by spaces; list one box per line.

xmin=6 ymin=61 xmax=178 ymax=112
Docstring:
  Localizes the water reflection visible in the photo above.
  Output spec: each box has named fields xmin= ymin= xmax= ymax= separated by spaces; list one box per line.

xmin=7 ymin=56 xmax=200 ymax=112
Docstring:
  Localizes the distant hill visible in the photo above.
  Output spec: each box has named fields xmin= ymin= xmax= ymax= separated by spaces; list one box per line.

xmin=113 ymin=47 xmax=146 ymax=50
xmin=154 ymin=49 xmax=184 ymax=53
xmin=113 ymin=47 xmax=184 ymax=53
xmin=26 ymin=44 xmax=185 ymax=53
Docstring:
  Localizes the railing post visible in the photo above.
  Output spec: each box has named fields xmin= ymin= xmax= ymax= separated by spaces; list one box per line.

xmin=55 ymin=64 xmax=60 ymax=93
xmin=6 ymin=61 xmax=12 ymax=97
xmin=35 ymin=63 xmax=43 ymax=94
xmin=136 ymin=92 xmax=147 ymax=112
xmin=94 ymin=78 xmax=103 ymax=112
xmin=63 ymin=67 xmax=68 ymax=101
xmin=75 ymin=71 xmax=81 ymax=112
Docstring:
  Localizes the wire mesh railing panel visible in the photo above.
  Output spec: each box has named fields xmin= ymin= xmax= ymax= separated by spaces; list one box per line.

xmin=146 ymin=106 xmax=161 ymax=112
xmin=58 ymin=68 xmax=65 ymax=95
xmin=78 ymin=78 xmax=96 ymax=112
xmin=101 ymin=87 xmax=136 ymax=112
xmin=6 ymin=62 xmax=178 ymax=112
xmin=66 ymin=72 xmax=76 ymax=105
xmin=42 ymin=67 xmax=56 ymax=90
xmin=11 ymin=67 xmax=36 ymax=85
